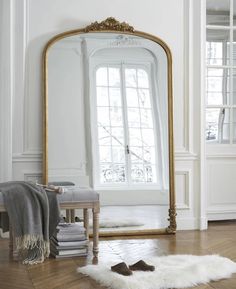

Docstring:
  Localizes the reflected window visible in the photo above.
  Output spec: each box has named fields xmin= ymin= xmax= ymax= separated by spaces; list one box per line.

xmin=206 ymin=0 xmax=236 ymax=144
xmin=95 ymin=65 xmax=158 ymax=185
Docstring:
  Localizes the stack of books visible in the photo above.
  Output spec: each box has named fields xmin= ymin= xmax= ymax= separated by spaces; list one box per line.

xmin=50 ymin=222 xmax=88 ymax=258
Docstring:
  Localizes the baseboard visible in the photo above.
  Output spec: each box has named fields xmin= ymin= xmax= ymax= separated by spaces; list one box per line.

xmin=207 ymin=211 xmax=236 ymax=221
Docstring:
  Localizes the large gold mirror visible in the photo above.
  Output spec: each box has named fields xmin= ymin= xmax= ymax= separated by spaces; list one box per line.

xmin=43 ymin=18 xmax=176 ymax=235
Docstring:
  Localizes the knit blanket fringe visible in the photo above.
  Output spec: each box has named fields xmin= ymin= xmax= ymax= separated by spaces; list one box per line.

xmin=15 ymin=234 xmax=50 ymax=265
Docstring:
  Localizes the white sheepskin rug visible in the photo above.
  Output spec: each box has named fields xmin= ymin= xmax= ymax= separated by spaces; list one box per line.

xmin=77 ymin=255 xmax=236 ymax=289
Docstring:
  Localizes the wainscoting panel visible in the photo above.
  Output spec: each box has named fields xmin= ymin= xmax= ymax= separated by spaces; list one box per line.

xmin=207 ymin=159 xmax=236 ymax=220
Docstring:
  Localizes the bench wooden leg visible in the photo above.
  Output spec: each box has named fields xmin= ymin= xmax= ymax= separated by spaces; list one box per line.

xmin=9 ymin=224 xmax=18 ymax=260
xmin=66 ymin=209 xmax=71 ymax=222
xmin=70 ymin=209 xmax=75 ymax=223
xmin=92 ymin=207 xmax=99 ymax=257
xmin=83 ymin=209 xmax=89 ymax=239
xmin=9 ymin=224 xmax=13 ymax=253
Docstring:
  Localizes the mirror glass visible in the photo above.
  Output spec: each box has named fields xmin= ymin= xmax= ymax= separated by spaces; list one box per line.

xmin=46 ymin=27 xmax=173 ymax=234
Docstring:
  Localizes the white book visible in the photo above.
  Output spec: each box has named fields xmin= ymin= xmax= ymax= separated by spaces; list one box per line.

xmin=57 ymin=222 xmax=86 ymax=233
xmin=50 ymin=246 xmax=87 ymax=256
xmin=50 ymin=252 xmax=88 ymax=258
xmin=51 ymin=237 xmax=88 ymax=247
xmin=54 ymin=234 xmax=87 ymax=242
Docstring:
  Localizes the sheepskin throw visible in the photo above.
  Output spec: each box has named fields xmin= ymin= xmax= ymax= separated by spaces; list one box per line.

xmin=78 ymin=254 xmax=236 ymax=289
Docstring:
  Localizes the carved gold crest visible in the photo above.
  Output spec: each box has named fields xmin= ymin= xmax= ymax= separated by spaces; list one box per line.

xmin=84 ymin=17 xmax=134 ymax=33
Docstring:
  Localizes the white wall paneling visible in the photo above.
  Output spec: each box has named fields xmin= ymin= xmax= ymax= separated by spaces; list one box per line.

xmin=204 ymin=0 xmax=236 ymax=222
xmin=0 ymin=0 xmax=13 ymax=182
xmin=207 ymin=158 xmax=236 ymax=220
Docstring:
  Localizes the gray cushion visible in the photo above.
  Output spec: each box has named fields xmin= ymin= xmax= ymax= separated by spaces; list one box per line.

xmin=48 ymin=181 xmax=75 ymax=186
xmin=57 ymin=187 xmax=99 ymax=203
xmin=0 ymin=187 xmax=99 ymax=205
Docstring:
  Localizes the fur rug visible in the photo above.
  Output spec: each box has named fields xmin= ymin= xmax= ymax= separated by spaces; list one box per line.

xmin=77 ymin=254 xmax=236 ymax=289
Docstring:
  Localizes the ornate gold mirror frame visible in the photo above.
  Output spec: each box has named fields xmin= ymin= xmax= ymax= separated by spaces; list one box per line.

xmin=43 ymin=18 xmax=177 ymax=234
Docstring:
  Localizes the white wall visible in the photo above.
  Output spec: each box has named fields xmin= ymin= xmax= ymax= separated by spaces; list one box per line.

xmin=0 ymin=0 xmax=206 ymax=230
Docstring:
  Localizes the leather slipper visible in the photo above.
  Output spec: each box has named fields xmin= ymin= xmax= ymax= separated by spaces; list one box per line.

xmin=129 ymin=260 xmax=155 ymax=271
xmin=111 ymin=262 xmax=133 ymax=276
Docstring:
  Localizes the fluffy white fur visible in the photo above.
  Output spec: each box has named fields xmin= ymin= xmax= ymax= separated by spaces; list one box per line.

xmin=77 ymin=255 xmax=236 ymax=289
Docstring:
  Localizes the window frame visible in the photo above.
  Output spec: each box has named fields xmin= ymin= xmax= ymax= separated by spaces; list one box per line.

xmin=90 ymin=59 xmax=161 ymax=190
xmin=206 ymin=0 xmax=236 ymax=146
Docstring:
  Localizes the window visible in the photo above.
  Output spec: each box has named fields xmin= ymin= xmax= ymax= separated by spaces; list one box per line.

xmin=94 ymin=64 xmax=158 ymax=187
xmin=206 ymin=0 xmax=236 ymax=144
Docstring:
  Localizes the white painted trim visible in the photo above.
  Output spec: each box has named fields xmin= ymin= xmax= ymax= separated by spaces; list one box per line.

xmin=23 ymin=171 xmax=42 ymax=183
xmin=207 ymin=154 xmax=236 ymax=159
xmin=23 ymin=0 xmax=31 ymax=153
xmin=0 ymin=0 xmax=13 ymax=182
xmin=199 ymin=0 xmax=208 ymax=230
xmin=208 ymin=211 xmax=236 ymax=220
xmin=183 ymin=0 xmax=192 ymax=154
xmin=175 ymin=151 xmax=198 ymax=161
xmin=12 ymin=152 xmax=42 ymax=163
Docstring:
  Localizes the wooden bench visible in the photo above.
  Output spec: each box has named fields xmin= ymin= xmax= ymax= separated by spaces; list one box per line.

xmin=0 ymin=187 xmax=100 ymax=258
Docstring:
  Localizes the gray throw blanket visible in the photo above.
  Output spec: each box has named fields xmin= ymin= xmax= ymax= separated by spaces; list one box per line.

xmin=0 ymin=181 xmax=60 ymax=264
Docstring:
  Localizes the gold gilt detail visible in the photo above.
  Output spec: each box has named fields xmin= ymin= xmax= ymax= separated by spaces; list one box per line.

xmin=167 ymin=208 xmax=177 ymax=233
xmin=84 ymin=17 xmax=134 ymax=32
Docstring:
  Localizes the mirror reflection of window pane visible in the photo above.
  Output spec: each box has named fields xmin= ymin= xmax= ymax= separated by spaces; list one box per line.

xmin=206 ymin=30 xmax=230 ymax=65
xmin=140 ymin=109 xmax=153 ymax=128
xmin=233 ymin=69 xmax=236 ymax=105
xmin=130 ymin=146 xmax=142 ymax=162
xmin=112 ymin=146 xmax=125 ymax=163
xmin=137 ymin=69 xmax=149 ymax=88
xmin=111 ymin=127 xmax=124 ymax=146
xmin=142 ymin=129 xmax=155 ymax=146
xmin=112 ymin=165 xmax=126 ymax=183
xmin=99 ymin=146 xmax=111 ymax=163
xmin=143 ymin=146 xmax=156 ymax=162
xmin=206 ymin=108 xmax=230 ymax=143
xmin=145 ymin=165 xmax=157 ymax=183
xmin=234 ymin=0 xmax=236 ymax=26
xmin=110 ymin=107 xmax=123 ymax=127
xmin=100 ymin=164 xmax=126 ymax=183
xmin=233 ymin=31 xmax=236 ymax=66
xmin=98 ymin=127 xmax=111 ymax=146
xmin=109 ymin=88 xmax=122 ymax=107
xmin=97 ymin=87 xmax=109 ymax=106
xmin=97 ymin=107 xmax=110 ymax=126
xmin=125 ymin=69 xmax=137 ymax=87
xmin=206 ymin=68 xmax=229 ymax=105
xmin=138 ymin=89 xmax=151 ymax=108
xmin=129 ymin=129 xmax=142 ymax=146
xmin=108 ymin=67 xmax=120 ymax=87
xmin=233 ymin=109 xmax=236 ymax=143
xmin=126 ymin=88 xmax=139 ymax=107
xmin=127 ymin=108 xmax=140 ymax=127
xmin=131 ymin=164 xmax=145 ymax=183
xmin=96 ymin=67 xmax=108 ymax=86
xmin=206 ymin=0 xmax=230 ymax=26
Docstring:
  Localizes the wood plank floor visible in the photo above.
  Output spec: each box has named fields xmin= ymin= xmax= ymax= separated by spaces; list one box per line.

xmin=0 ymin=221 xmax=236 ymax=289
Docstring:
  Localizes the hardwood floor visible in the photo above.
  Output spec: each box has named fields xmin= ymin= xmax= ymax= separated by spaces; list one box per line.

xmin=0 ymin=221 xmax=236 ymax=289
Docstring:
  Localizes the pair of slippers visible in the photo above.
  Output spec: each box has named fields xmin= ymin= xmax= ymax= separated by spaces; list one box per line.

xmin=111 ymin=260 xmax=155 ymax=276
